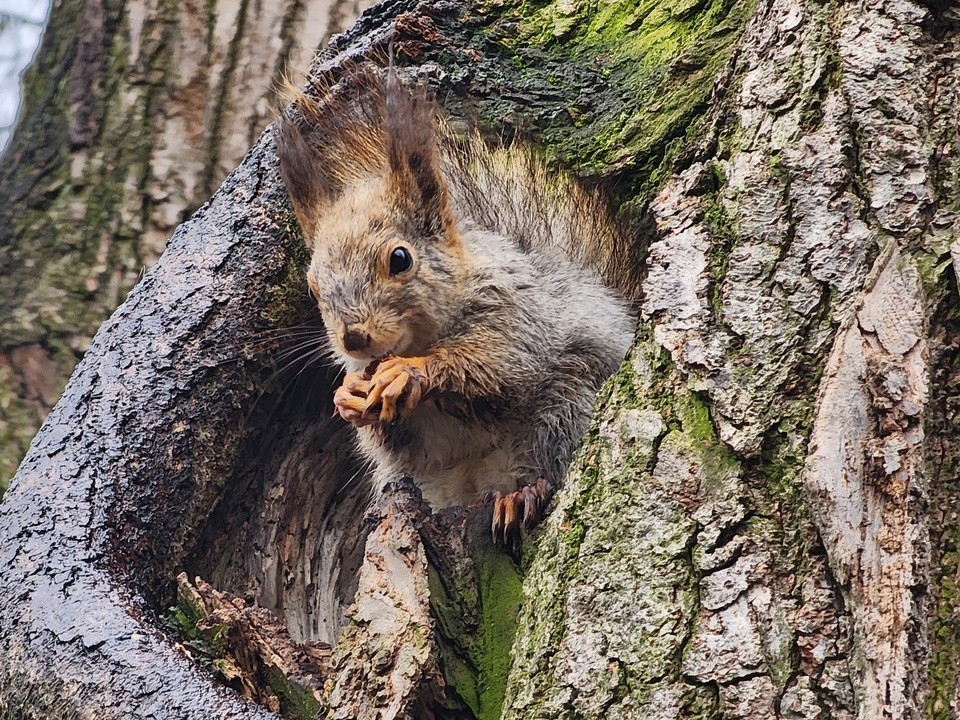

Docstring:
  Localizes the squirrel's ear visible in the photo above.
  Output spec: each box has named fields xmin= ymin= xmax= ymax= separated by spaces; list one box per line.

xmin=383 ymin=75 xmax=454 ymax=238
xmin=276 ymin=108 xmax=338 ymax=246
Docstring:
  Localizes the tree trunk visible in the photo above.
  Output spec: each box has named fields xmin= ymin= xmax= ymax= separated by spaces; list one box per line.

xmin=0 ymin=0 xmax=375 ymax=489
xmin=2 ymin=0 xmax=960 ymax=718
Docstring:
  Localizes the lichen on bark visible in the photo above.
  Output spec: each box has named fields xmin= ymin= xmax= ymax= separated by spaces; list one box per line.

xmin=504 ymin=344 xmax=700 ymax=718
xmin=503 ymin=0 xmax=955 ymax=716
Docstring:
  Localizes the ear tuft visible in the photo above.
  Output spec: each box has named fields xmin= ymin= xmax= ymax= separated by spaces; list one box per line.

xmin=274 ymin=66 xmax=383 ymax=245
xmin=277 ymin=66 xmax=453 ymax=243
xmin=383 ymin=70 xmax=452 ymax=236
xmin=275 ymin=102 xmax=337 ymax=245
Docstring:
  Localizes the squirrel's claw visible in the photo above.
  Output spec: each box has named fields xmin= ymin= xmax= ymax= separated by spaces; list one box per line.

xmin=334 ymin=357 xmax=428 ymax=426
xmin=333 ymin=371 xmax=377 ymax=426
xmin=375 ymin=373 xmax=409 ymax=424
xmin=491 ymin=478 xmax=551 ymax=550
xmin=521 ymin=478 xmax=549 ymax=532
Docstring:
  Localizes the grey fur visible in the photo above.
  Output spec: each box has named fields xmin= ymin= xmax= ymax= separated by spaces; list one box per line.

xmin=277 ymin=70 xmax=636 ymax=511
xmin=356 ymin=220 xmax=634 ymax=508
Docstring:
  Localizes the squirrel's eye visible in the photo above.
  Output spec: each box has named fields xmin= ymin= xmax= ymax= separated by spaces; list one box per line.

xmin=389 ymin=246 xmax=413 ymax=276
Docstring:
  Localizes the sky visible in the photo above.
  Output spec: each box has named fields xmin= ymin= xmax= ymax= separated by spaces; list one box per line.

xmin=0 ymin=0 xmax=50 ymax=153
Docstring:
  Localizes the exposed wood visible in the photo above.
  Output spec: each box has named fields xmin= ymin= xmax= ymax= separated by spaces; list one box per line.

xmin=173 ymin=573 xmax=329 ymax=718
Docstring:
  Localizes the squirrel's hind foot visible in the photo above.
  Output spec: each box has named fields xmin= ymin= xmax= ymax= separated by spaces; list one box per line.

xmin=490 ymin=477 xmax=551 ymax=550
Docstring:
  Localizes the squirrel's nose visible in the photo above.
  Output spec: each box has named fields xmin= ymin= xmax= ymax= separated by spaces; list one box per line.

xmin=342 ymin=328 xmax=371 ymax=352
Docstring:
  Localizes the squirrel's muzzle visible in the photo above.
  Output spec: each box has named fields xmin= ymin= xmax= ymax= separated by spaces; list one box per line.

xmin=342 ymin=328 xmax=371 ymax=353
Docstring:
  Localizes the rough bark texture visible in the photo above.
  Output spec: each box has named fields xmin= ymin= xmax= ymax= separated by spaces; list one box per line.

xmin=0 ymin=0 xmax=376 ymax=489
xmin=0 ymin=122 xmax=298 ymax=719
xmin=172 ymin=573 xmax=329 ymax=717
xmin=2 ymin=0 xmax=960 ymax=718
xmin=502 ymin=0 xmax=960 ymax=718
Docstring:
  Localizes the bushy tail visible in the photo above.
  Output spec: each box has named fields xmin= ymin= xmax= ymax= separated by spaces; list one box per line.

xmin=438 ymin=127 xmax=641 ymax=299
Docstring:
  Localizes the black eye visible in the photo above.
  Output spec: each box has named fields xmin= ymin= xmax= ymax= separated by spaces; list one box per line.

xmin=389 ymin=246 xmax=413 ymax=276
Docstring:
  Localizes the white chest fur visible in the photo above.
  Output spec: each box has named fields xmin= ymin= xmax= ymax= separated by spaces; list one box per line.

xmin=357 ymin=401 xmax=522 ymax=508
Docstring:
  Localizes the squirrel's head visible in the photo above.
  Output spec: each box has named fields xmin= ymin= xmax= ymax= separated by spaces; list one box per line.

xmin=276 ymin=68 xmax=464 ymax=365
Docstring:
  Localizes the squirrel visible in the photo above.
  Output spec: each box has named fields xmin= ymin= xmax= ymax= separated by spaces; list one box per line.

xmin=275 ymin=66 xmax=635 ymax=545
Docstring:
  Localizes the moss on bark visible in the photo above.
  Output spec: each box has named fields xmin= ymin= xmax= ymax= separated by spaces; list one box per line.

xmin=471 ymin=0 xmax=757 ymax=208
xmin=430 ymin=545 xmax=523 ymax=720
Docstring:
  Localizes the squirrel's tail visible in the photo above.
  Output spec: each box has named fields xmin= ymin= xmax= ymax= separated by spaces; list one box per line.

xmin=438 ymin=128 xmax=642 ymax=300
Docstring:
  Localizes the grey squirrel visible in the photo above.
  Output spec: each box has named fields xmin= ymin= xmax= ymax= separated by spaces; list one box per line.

xmin=275 ymin=67 xmax=634 ymax=544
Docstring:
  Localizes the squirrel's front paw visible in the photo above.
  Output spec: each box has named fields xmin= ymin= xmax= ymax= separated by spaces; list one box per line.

xmin=360 ymin=355 xmax=430 ymax=424
xmin=333 ymin=370 xmax=378 ymax=427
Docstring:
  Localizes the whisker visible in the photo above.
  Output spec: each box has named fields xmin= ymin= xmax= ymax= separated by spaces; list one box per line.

xmin=270 ymin=337 xmax=331 ymax=364
xmin=262 ymin=346 xmax=331 ymax=387
xmin=333 ymin=462 xmax=370 ymax=501
xmin=244 ymin=343 xmax=335 ymax=428
xmin=254 ymin=329 xmax=327 ymax=341
xmin=247 ymin=332 xmax=328 ymax=350
xmin=252 ymin=321 xmax=325 ymax=336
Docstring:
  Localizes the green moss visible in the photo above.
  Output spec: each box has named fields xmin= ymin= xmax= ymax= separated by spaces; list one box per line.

xmin=165 ymin=582 xmax=323 ymax=720
xmin=264 ymin=665 xmax=324 ymax=720
xmin=929 ymin=503 xmax=960 ymax=720
xmin=679 ymin=684 xmax=722 ymax=718
xmin=163 ymin=592 xmax=229 ymax=669
xmin=0 ymin=384 xmax=38 ymax=494
xmin=927 ymin=547 xmax=960 ymax=701
xmin=761 ymin=434 xmax=808 ymax=524
xmin=925 ymin=293 xmax=960 ymax=719
xmin=700 ymin=160 xmax=738 ymax=319
xmin=474 ymin=0 xmax=757 ymax=209
xmin=430 ymin=545 xmax=524 ymax=720
xmin=675 ymin=391 xmax=713 ymax=443
xmin=914 ymin=234 xmax=955 ymax=300
xmin=503 ymin=341 xmax=719 ymax=716
xmin=0 ymin=2 xmax=159 ymax=485
xmin=475 ymin=547 xmax=524 ymax=719
xmin=675 ymin=391 xmax=739 ymax=484
xmin=797 ymin=44 xmax=841 ymax=131
xmin=263 ymin=217 xmax=313 ymax=327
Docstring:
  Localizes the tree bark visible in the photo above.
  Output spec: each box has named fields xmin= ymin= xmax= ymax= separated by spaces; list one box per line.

xmin=0 ymin=0 xmax=375 ymax=489
xmin=502 ymin=1 xmax=960 ymax=718
xmin=2 ymin=0 xmax=960 ymax=718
